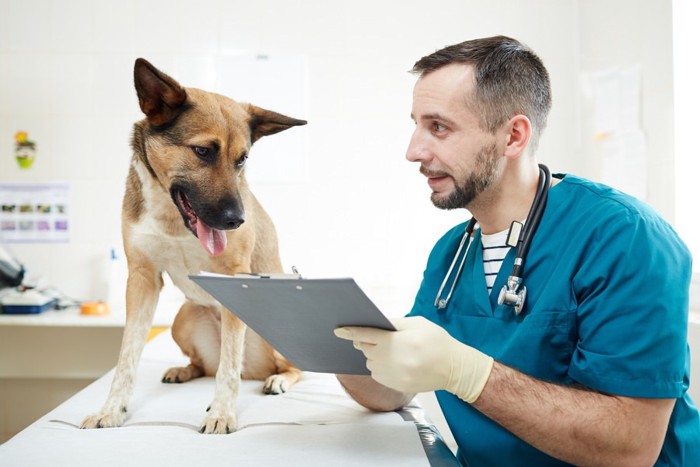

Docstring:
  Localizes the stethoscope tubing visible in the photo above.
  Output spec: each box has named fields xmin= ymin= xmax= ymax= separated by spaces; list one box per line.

xmin=512 ymin=164 xmax=551 ymax=278
xmin=434 ymin=164 xmax=551 ymax=312
xmin=434 ymin=217 xmax=477 ymax=309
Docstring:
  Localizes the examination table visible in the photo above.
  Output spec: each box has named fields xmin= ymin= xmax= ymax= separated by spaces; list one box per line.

xmin=0 ymin=329 xmax=458 ymax=466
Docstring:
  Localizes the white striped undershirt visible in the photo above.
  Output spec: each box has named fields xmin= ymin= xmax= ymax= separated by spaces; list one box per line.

xmin=481 ymin=227 xmax=512 ymax=296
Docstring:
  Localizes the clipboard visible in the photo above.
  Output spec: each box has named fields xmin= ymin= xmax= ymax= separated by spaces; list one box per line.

xmin=189 ymin=274 xmax=396 ymax=375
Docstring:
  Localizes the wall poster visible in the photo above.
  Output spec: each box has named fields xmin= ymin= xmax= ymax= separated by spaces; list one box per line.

xmin=0 ymin=182 xmax=70 ymax=243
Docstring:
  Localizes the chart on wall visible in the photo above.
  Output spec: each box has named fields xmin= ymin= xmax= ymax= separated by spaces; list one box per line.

xmin=0 ymin=183 xmax=70 ymax=243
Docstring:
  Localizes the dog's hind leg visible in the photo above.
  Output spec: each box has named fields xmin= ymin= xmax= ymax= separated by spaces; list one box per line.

xmin=262 ymin=351 xmax=304 ymax=394
xmin=240 ymin=326 xmax=303 ymax=394
xmin=165 ymin=301 xmax=221 ymax=383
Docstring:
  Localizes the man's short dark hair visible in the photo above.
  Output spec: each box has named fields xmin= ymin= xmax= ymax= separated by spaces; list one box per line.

xmin=412 ymin=35 xmax=552 ymax=152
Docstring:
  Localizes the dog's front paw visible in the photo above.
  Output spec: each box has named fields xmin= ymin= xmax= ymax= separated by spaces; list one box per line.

xmin=80 ymin=408 xmax=127 ymax=429
xmin=263 ymin=374 xmax=290 ymax=395
xmin=199 ymin=410 xmax=237 ymax=434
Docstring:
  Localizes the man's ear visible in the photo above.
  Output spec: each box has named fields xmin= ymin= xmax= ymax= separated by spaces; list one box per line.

xmin=247 ymin=104 xmax=307 ymax=143
xmin=133 ymin=58 xmax=188 ymax=127
xmin=503 ymin=114 xmax=532 ymax=159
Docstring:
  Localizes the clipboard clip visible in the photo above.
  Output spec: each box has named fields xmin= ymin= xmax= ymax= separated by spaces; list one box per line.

xmin=234 ymin=266 xmax=303 ymax=280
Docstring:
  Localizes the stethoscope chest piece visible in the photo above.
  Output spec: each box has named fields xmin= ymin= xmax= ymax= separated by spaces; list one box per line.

xmin=498 ymin=277 xmax=527 ymax=314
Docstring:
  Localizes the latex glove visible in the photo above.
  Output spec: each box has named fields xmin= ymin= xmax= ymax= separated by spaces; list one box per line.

xmin=334 ymin=316 xmax=494 ymax=403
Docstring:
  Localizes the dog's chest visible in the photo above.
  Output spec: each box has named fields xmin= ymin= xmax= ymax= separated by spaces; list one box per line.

xmin=128 ymin=214 xmax=219 ymax=306
xmin=126 ymin=160 xmax=227 ymax=306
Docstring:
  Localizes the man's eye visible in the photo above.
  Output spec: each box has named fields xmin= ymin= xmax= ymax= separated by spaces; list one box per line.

xmin=433 ymin=122 xmax=447 ymax=133
xmin=193 ymin=146 xmax=210 ymax=158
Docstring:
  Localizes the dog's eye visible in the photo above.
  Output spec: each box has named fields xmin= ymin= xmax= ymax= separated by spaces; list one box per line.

xmin=192 ymin=146 xmax=211 ymax=158
xmin=236 ymin=154 xmax=248 ymax=168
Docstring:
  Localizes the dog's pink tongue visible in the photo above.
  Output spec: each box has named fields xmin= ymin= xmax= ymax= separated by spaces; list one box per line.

xmin=196 ymin=220 xmax=227 ymax=256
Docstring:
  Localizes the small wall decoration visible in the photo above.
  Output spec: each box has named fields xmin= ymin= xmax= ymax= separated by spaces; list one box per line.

xmin=14 ymin=131 xmax=36 ymax=169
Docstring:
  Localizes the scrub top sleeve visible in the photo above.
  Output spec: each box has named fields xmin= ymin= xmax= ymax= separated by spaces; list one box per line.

xmin=569 ymin=210 xmax=692 ymax=398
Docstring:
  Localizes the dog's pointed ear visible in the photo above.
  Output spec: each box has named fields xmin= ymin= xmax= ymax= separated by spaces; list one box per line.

xmin=134 ymin=58 xmax=188 ymax=126
xmin=247 ymin=104 xmax=307 ymax=143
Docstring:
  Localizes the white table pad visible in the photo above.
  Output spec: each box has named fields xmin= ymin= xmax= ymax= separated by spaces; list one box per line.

xmin=0 ymin=330 xmax=431 ymax=466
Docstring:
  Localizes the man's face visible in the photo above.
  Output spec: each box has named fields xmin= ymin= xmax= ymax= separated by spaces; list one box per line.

xmin=406 ymin=63 xmax=503 ymax=210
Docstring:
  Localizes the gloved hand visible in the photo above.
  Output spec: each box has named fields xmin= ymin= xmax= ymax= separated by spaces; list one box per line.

xmin=334 ymin=316 xmax=494 ymax=403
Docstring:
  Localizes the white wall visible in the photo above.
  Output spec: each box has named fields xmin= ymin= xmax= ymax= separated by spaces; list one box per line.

xmin=0 ymin=0 xmax=687 ymax=453
xmin=0 ymin=0 xmax=584 ymax=315
xmin=0 ymin=0 xmax=682 ymax=306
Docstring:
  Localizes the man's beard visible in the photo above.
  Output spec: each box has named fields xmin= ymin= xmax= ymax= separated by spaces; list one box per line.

xmin=430 ymin=143 xmax=500 ymax=210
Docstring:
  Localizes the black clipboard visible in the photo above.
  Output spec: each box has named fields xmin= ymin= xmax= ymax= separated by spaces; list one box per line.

xmin=189 ymin=274 xmax=396 ymax=375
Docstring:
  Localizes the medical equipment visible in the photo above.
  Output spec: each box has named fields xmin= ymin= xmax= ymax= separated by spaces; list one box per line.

xmin=434 ymin=218 xmax=477 ymax=310
xmin=434 ymin=164 xmax=551 ymax=314
xmin=0 ymin=245 xmax=25 ymax=289
xmin=0 ymin=289 xmax=57 ymax=314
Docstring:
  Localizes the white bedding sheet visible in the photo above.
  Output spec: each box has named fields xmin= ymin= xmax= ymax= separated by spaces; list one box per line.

xmin=0 ymin=330 xmax=431 ymax=466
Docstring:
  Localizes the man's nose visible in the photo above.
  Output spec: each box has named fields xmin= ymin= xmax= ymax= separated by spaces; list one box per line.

xmin=405 ymin=130 xmax=430 ymax=163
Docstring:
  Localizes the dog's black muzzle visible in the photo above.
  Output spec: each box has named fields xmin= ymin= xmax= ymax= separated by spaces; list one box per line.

xmin=170 ymin=183 xmax=245 ymax=232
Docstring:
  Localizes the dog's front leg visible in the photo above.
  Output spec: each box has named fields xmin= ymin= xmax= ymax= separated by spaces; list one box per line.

xmin=81 ymin=262 xmax=162 ymax=429
xmin=198 ymin=307 xmax=246 ymax=434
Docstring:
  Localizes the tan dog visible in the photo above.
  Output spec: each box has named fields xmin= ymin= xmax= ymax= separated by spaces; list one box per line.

xmin=81 ymin=58 xmax=305 ymax=434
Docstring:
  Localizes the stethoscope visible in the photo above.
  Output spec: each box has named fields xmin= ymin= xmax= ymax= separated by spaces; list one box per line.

xmin=434 ymin=164 xmax=551 ymax=314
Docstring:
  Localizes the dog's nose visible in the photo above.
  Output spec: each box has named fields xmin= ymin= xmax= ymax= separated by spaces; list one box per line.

xmin=221 ymin=209 xmax=245 ymax=230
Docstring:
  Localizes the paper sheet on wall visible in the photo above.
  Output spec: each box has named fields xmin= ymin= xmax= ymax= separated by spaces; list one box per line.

xmin=217 ymin=54 xmax=309 ymax=183
xmin=170 ymin=54 xmax=309 ymax=183
xmin=599 ymin=129 xmax=648 ymax=201
xmin=582 ymin=65 xmax=647 ymax=200
xmin=587 ymin=65 xmax=642 ymax=138
xmin=0 ymin=182 xmax=70 ymax=243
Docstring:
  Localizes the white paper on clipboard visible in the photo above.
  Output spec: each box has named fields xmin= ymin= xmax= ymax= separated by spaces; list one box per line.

xmin=189 ymin=273 xmax=396 ymax=375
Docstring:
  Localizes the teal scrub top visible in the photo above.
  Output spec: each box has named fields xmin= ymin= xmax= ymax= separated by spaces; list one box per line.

xmin=408 ymin=174 xmax=700 ymax=466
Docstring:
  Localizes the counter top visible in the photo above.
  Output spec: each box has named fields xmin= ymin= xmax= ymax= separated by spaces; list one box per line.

xmin=0 ymin=296 xmax=181 ymax=328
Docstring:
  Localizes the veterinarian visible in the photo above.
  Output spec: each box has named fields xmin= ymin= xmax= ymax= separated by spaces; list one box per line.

xmin=334 ymin=35 xmax=700 ymax=466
